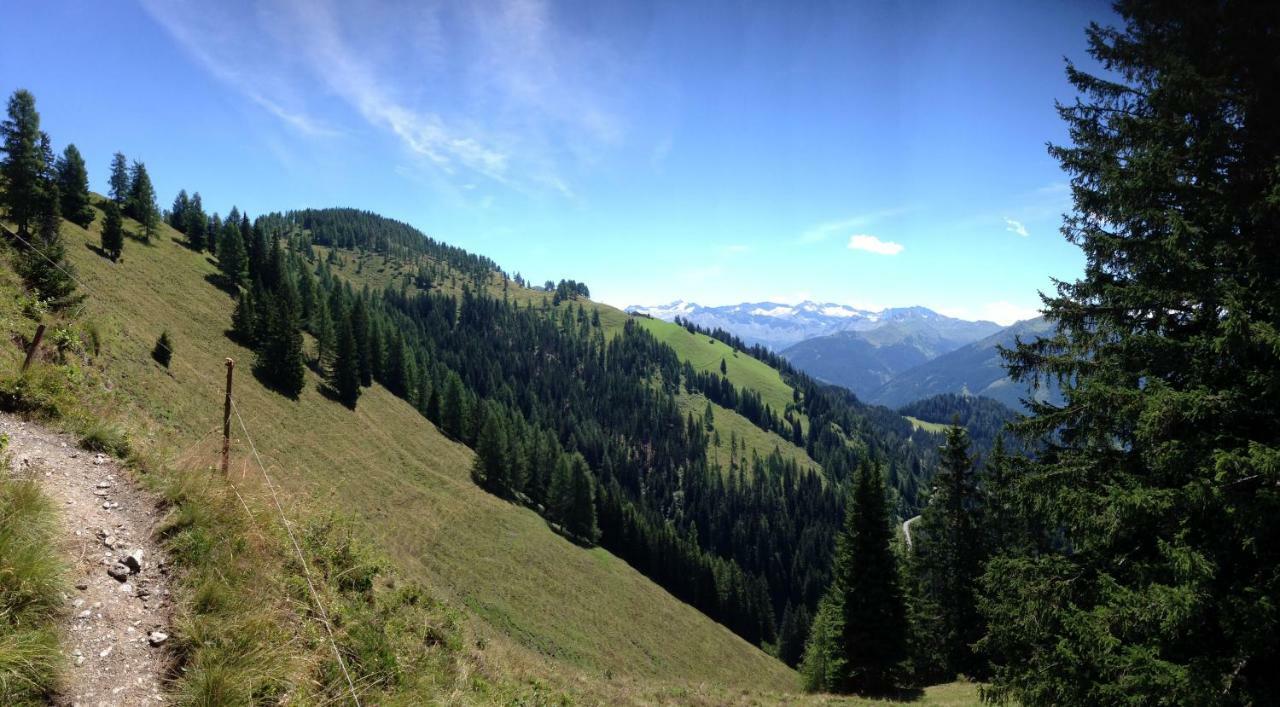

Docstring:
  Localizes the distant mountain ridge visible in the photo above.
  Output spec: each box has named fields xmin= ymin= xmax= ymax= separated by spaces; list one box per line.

xmin=869 ymin=316 xmax=1062 ymax=410
xmin=626 ymin=300 xmax=1000 ymax=351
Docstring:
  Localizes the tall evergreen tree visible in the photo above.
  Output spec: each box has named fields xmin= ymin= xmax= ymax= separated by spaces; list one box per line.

xmin=169 ymin=189 xmax=189 ymax=231
xmin=802 ymin=463 xmax=907 ymax=695
xmin=185 ymin=192 xmax=207 ymax=250
xmin=253 ymin=296 xmax=306 ymax=398
xmin=440 ymin=372 xmax=467 ymax=440
xmin=108 ymin=152 xmax=129 ymax=207
xmin=100 ymin=201 xmax=124 ymax=261
xmin=330 ymin=317 xmax=361 ymax=408
xmin=55 ymin=144 xmax=93 ymax=228
xmin=217 ymin=219 xmax=247 ymax=287
xmin=351 ymin=298 xmax=373 ymax=386
xmin=910 ymin=426 xmax=984 ymax=679
xmin=981 ymin=3 xmax=1280 ymax=704
xmin=471 ymin=407 xmax=510 ymax=495
xmin=0 ymin=89 xmax=48 ymax=235
xmin=127 ymin=160 xmax=159 ymax=241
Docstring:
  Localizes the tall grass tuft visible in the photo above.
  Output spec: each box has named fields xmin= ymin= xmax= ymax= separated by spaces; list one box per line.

xmin=0 ymin=439 xmax=65 ymax=704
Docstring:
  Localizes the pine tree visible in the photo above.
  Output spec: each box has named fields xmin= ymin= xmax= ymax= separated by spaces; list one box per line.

xmin=253 ymin=296 xmax=306 ymax=398
xmin=217 ymin=219 xmax=247 ymax=287
xmin=567 ymin=453 xmax=599 ymax=543
xmin=185 ymin=192 xmax=207 ymax=250
xmin=169 ymin=190 xmax=189 ymax=231
xmin=108 ymin=152 xmax=129 ymax=206
xmin=440 ymin=372 xmax=467 ymax=440
xmin=910 ymin=425 xmax=984 ymax=679
xmin=330 ymin=317 xmax=361 ymax=408
xmin=312 ymin=297 xmax=337 ymax=372
xmin=127 ymin=161 xmax=159 ymax=242
xmin=100 ymin=201 xmax=124 ymax=261
xmin=547 ymin=453 xmax=573 ymax=526
xmin=230 ymin=290 xmax=257 ymax=344
xmin=55 ymin=144 xmax=93 ymax=228
xmin=982 ymin=3 xmax=1280 ymax=704
xmin=0 ymin=89 xmax=48 ymax=235
xmin=472 ymin=407 xmax=510 ymax=495
xmin=802 ymin=463 xmax=907 ymax=695
xmin=352 ymin=298 xmax=373 ymax=387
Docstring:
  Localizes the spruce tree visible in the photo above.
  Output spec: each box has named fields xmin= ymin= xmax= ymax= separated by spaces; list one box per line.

xmin=330 ymin=317 xmax=361 ymax=408
xmin=440 ymin=372 xmax=466 ymax=439
xmin=127 ymin=160 xmax=159 ymax=241
xmin=567 ymin=453 xmax=599 ymax=543
xmin=169 ymin=189 xmax=189 ymax=231
xmin=108 ymin=152 xmax=129 ymax=206
xmin=253 ymin=296 xmax=306 ymax=398
xmin=185 ymin=192 xmax=207 ymax=250
xmin=217 ymin=220 xmax=247 ymax=287
xmin=55 ymin=144 xmax=94 ymax=228
xmin=803 ymin=463 xmax=907 ymax=695
xmin=910 ymin=425 xmax=984 ymax=679
xmin=472 ymin=407 xmax=510 ymax=495
xmin=100 ymin=201 xmax=124 ymax=261
xmin=0 ymin=89 xmax=48 ymax=235
xmin=982 ymin=3 xmax=1280 ymax=704
xmin=352 ymin=298 xmax=373 ymax=386
xmin=16 ymin=185 xmax=75 ymax=303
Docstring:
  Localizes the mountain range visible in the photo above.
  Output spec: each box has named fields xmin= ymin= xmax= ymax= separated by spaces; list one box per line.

xmin=625 ymin=300 xmax=1001 ymax=351
xmin=628 ymin=299 xmax=1059 ymax=410
xmin=869 ymin=316 xmax=1062 ymax=410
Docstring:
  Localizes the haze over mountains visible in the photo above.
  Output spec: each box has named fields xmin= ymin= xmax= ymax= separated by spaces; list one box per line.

xmin=625 ymin=300 xmax=1002 ymax=351
xmin=628 ymin=299 xmax=1064 ymax=410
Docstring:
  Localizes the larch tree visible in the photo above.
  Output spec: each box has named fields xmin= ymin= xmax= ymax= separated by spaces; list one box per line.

xmin=981 ymin=2 xmax=1280 ymax=704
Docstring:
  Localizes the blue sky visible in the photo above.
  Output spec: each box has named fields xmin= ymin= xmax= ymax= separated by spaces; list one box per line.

xmin=4 ymin=0 xmax=1112 ymax=324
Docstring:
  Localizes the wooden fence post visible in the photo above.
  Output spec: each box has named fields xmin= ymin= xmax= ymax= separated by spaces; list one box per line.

xmin=221 ymin=358 xmax=234 ymax=474
xmin=21 ymin=323 xmax=46 ymax=373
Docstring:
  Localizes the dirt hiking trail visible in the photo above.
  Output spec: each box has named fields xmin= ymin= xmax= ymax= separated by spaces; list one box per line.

xmin=2 ymin=413 xmax=174 ymax=706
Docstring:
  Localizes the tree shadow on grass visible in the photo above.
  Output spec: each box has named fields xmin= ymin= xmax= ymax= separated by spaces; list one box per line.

xmin=203 ymin=272 xmax=241 ymax=297
xmin=83 ymin=242 xmax=119 ymax=262
xmin=315 ymin=381 xmax=356 ymax=409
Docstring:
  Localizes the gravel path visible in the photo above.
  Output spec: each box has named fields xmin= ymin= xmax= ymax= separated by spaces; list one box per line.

xmin=2 ymin=414 xmax=174 ymax=707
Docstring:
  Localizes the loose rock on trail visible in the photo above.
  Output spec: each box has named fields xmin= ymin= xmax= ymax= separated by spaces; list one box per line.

xmin=2 ymin=414 xmax=174 ymax=706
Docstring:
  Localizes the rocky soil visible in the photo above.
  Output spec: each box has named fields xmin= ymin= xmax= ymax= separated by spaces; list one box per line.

xmin=2 ymin=414 xmax=173 ymax=706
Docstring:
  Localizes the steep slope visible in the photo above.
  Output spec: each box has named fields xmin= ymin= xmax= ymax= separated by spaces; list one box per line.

xmin=871 ymin=317 xmax=1061 ymax=410
xmin=53 ymin=200 xmax=798 ymax=691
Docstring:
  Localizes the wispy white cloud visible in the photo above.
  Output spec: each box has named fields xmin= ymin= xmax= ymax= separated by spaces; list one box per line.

xmin=847 ymin=234 xmax=904 ymax=255
xmin=1004 ymin=217 xmax=1029 ymax=237
xmin=139 ymin=0 xmax=621 ymax=198
xmin=723 ymin=244 xmax=752 ymax=254
xmin=801 ymin=207 xmax=909 ymax=244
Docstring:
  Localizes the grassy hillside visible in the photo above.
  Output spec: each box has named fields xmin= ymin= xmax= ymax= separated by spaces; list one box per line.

xmin=676 ymin=391 xmax=817 ymax=475
xmin=627 ymin=315 xmax=804 ymax=427
xmin=52 ymin=201 xmax=798 ymax=692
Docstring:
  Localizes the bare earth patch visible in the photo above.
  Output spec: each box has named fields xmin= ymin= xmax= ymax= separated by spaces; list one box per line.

xmin=2 ymin=414 xmax=173 ymax=706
